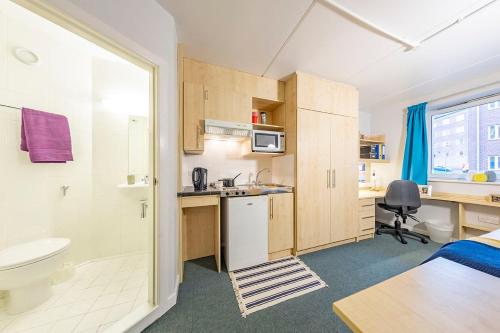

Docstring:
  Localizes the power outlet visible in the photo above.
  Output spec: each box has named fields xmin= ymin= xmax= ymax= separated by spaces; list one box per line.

xmin=477 ymin=215 xmax=500 ymax=225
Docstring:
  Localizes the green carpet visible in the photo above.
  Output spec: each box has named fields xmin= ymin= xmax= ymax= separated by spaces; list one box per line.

xmin=144 ymin=234 xmax=440 ymax=333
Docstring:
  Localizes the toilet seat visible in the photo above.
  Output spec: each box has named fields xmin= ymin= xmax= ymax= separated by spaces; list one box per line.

xmin=0 ymin=238 xmax=70 ymax=271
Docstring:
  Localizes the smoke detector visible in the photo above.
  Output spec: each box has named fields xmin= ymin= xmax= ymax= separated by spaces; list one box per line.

xmin=13 ymin=47 xmax=39 ymax=65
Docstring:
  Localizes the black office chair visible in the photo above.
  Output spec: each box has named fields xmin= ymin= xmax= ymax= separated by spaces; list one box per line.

xmin=376 ymin=180 xmax=428 ymax=245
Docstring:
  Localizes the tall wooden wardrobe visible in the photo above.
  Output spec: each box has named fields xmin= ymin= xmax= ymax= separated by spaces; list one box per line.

xmin=284 ymin=72 xmax=359 ymax=254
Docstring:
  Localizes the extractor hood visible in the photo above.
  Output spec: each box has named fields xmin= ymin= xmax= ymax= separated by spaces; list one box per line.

xmin=204 ymin=119 xmax=252 ymax=137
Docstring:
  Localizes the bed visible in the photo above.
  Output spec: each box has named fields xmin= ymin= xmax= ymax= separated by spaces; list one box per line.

xmin=422 ymin=229 xmax=500 ymax=278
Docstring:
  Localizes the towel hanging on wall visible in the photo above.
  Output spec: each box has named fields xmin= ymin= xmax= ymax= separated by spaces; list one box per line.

xmin=20 ymin=108 xmax=74 ymax=163
xmin=401 ymin=102 xmax=428 ymax=185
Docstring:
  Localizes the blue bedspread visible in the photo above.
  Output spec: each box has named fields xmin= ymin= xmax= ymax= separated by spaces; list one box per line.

xmin=422 ymin=240 xmax=500 ymax=278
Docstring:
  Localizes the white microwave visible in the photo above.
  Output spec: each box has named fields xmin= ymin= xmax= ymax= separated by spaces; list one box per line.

xmin=251 ymin=130 xmax=285 ymax=153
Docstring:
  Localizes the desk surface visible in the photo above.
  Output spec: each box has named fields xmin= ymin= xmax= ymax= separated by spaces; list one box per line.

xmin=359 ymin=189 xmax=500 ymax=208
xmin=333 ymin=258 xmax=500 ymax=333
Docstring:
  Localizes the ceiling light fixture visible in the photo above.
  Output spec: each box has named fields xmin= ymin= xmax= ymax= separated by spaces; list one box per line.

xmin=13 ymin=47 xmax=39 ymax=65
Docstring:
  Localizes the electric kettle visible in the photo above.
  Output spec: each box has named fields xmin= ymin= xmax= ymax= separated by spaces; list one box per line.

xmin=192 ymin=167 xmax=208 ymax=191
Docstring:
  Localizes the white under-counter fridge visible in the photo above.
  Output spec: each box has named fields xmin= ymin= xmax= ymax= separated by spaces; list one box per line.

xmin=221 ymin=195 xmax=268 ymax=272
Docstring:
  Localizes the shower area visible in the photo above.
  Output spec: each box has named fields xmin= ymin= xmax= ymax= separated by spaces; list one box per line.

xmin=0 ymin=1 xmax=155 ymax=332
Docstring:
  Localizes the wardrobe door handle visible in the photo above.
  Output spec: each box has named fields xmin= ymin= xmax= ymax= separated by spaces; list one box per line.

xmin=196 ymin=125 xmax=200 ymax=148
xmin=270 ymin=198 xmax=273 ymax=219
xmin=332 ymin=169 xmax=336 ymax=188
xmin=327 ymin=169 xmax=330 ymax=188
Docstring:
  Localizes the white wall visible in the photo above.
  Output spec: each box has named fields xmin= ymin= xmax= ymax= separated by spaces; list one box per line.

xmin=182 ymin=139 xmax=272 ymax=187
xmin=42 ymin=0 xmax=180 ymax=330
xmin=359 ymin=110 xmax=371 ymax=135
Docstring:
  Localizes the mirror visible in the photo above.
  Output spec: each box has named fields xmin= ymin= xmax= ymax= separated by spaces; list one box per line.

xmin=128 ymin=115 xmax=149 ymax=182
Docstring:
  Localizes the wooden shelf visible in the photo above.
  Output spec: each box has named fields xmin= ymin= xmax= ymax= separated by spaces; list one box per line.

xmin=252 ymin=123 xmax=284 ymax=130
xmin=462 ymin=223 xmax=498 ymax=232
xmin=244 ymin=151 xmax=285 ymax=157
xmin=360 ymin=139 xmax=385 ymax=146
xmin=360 ymin=158 xmax=389 ymax=163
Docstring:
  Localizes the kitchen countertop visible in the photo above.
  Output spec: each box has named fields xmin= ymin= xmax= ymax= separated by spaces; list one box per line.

xmin=177 ymin=186 xmax=222 ymax=197
xmin=178 ymin=185 xmax=294 ymax=197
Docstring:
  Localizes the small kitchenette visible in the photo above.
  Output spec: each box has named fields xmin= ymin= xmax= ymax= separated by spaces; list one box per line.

xmin=177 ymin=57 xmax=295 ymax=280
xmin=178 ymin=56 xmax=365 ymax=281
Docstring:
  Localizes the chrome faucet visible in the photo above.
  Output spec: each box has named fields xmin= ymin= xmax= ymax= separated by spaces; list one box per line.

xmin=255 ymin=168 xmax=271 ymax=185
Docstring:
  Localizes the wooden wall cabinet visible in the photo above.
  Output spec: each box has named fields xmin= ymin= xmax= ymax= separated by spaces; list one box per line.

xmin=205 ymin=85 xmax=252 ymax=123
xmin=268 ymin=193 xmax=294 ymax=258
xmin=182 ymin=58 xmax=285 ymax=153
xmin=296 ymin=72 xmax=358 ymax=118
xmin=183 ymin=82 xmax=205 ymax=153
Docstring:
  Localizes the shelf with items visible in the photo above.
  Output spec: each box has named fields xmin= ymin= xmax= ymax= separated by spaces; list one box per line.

xmin=359 ymin=133 xmax=388 ymax=162
xmin=252 ymin=123 xmax=284 ymax=131
xmin=240 ymin=139 xmax=285 ymax=158
xmin=244 ymin=151 xmax=285 ymax=157
xmin=360 ymin=158 xmax=390 ymax=163
xmin=251 ymin=97 xmax=285 ymax=130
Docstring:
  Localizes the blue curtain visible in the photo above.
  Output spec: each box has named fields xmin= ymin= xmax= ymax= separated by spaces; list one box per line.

xmin=402 ymin=102 xmax=428 ymax=185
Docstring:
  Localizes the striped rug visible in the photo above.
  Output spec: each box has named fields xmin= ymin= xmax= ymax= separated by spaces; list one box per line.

xmin=229 ymin=256 xmax=328 ymax=317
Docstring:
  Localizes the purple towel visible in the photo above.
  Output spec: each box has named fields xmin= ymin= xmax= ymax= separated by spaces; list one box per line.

xmin=20 ymin=108 xmax=73 ymax=163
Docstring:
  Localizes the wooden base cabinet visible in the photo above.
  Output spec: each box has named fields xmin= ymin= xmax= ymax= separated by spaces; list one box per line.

xmin=358 ymin=198 xmax=375 ymax=239
xmin=268 ymin=193 xmax=294 ymax=259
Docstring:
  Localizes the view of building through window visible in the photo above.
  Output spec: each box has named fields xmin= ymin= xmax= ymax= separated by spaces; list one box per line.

xmin=431 ymin=99 xmax=500 ymax=180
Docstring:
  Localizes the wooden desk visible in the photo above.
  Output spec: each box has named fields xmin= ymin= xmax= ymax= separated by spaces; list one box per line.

xmin=333 ymin=258 xmax=500 ymax=333
xmin=178 ymin=195 xmax=221 ymax=282
xmin=358 ymin=189 xmax=500 ymax=239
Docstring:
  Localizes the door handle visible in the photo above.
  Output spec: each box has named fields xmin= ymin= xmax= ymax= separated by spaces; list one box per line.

xmin=332 ymin=169 xmax=336 ymax=188
xmin=327 ymin=169 xmax=330 ymax=188
xmin=140 ymin=200 xmax=148 ymax=220
xmin=270 ymin=197 xmax=274 ymax=219
xmin=196 ymin=125 xmax=200 ymax=148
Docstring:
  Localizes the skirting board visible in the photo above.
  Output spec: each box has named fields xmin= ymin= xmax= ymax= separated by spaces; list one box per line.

xmin=296 ymin=238 xmax=356 ymax=256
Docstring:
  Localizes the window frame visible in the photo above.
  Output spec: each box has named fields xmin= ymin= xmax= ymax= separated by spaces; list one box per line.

xmin=487 ymin=124 xmax=500 ymax=140
xmin=427 ymin=95 xmax=500 ymax=182
xmin=488 ymin=156 xmax=500 ymax=171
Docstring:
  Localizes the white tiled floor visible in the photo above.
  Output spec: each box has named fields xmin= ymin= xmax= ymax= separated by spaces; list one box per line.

xmin=0 ymin=253 xmax=149 ymax=333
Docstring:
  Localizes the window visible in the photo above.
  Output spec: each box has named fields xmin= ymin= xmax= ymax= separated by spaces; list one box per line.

xmin=488 ymin=125 xmax=500 ymax=140
xmin=487 ymin=101 xmax=500 ymax=110
xmin=488 ymin=156 xmax=500 ymax=170
xmin=430 ymin=98 xmax=500 ymax=181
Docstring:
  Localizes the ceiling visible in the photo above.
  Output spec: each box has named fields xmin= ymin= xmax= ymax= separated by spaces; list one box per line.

xmin=157 ymin=0 xmax=500 ymax=111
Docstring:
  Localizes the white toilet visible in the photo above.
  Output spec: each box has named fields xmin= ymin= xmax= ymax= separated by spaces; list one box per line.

xmin=0 ymin=238 xmax=71 ymax=314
